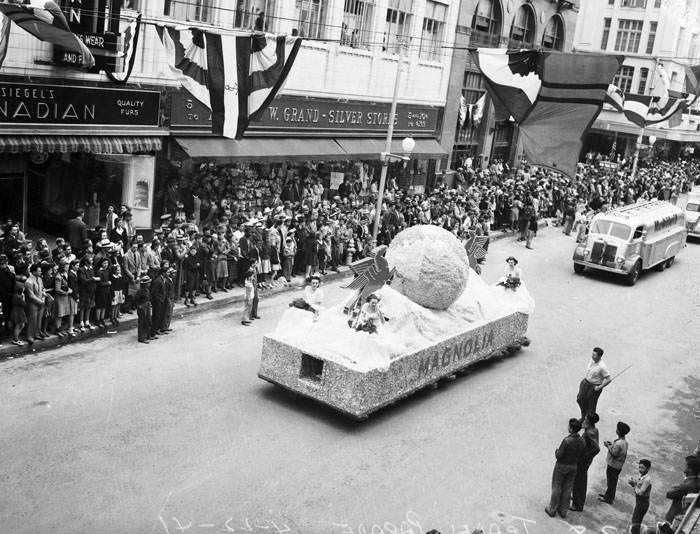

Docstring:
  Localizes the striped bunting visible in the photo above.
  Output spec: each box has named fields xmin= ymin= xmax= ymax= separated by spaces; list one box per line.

xmin=623 ymin=94 xmax=653 ymax=128
xmin=0 ymin=136 xmax=162 ymax=154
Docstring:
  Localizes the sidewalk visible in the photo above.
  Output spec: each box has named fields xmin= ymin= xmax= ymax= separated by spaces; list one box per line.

xmin=0 ymin=223 xmax=545 ymax=361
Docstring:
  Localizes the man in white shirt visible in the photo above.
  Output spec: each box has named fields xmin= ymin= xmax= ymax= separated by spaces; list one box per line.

xmin=576 ymin=347 xmax=612 ymax=420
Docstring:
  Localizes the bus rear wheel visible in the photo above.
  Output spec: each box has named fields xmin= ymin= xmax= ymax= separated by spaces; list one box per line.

xmin=665 ymin=256 xmax=675 ymax=268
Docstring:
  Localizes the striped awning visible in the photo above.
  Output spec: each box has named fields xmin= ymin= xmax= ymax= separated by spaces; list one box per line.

xmin=0 ymin=135 xmax=162 ymax=154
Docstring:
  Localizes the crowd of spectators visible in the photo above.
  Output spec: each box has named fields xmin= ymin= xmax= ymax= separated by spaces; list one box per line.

xmin=1 ymin=154 xmax=698 ymax=346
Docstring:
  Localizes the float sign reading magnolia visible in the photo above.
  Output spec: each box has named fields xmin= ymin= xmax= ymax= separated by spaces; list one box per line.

xmin=0 ymin=83 xmax=160 ymax=126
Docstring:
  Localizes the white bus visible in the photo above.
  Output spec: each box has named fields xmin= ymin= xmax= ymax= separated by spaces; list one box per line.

xmin=573 ymin=200 xmax=687 ymax=285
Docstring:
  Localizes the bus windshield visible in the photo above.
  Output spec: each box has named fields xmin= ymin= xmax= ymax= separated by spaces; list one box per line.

xmin=590 ymin=219 xmax=632 ymax=240
xmin=686 ymin=203 xmax=700 ymax=212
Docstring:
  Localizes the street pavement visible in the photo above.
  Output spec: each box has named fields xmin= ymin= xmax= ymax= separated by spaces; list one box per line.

xmin=1 ymin=225 xmax=699 ymax=534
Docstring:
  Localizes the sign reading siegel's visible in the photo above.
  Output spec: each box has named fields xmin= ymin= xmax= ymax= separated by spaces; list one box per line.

xmin=170 ymin=92 xmax=439 ymax=134
xmin=0 ymin=82 xmax=160 ymax=126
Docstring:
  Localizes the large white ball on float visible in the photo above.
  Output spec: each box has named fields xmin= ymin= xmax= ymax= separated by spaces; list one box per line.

xmin=385 ymin=225 xmax=469 ymax=310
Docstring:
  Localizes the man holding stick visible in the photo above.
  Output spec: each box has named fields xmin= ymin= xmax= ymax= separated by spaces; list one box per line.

xmin=576 ymin=347 xmax=611 ymax=421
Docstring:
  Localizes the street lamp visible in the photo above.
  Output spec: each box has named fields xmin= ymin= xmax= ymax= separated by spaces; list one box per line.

xmin=648 ymin=135 xmax=657 ymax=146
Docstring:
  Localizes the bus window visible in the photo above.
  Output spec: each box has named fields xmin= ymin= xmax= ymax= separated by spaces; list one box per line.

xmin=632 ymin=225 xmax=645 ymax=240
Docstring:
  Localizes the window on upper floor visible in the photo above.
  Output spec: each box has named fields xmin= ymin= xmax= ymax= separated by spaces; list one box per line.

xmin=601 ymin=18 xmax=611 ymax=50
xmin=341 ymin=0 xmax=375 ymax=50
xmin=621 ymin=0 xmax=646 ymax=7
xmin=612 ymin=65 xmax=635 ymax=93
xmin=164 ymin=0 xmax=214 ymax=23
xmin=614 ymin=19 xmax=643 ymax=52
xmin=509 ymin=5 xmax=536 ymax=47
xmin=608 ymin=0 xmax=614 ymax=5
xmin=654 ymin=0 xmax=661 ymax=6
xmin=542 ymin=15 xmax=564 ymax=50
xmin=646 ymin=21 xmax=657 ymax=54
xmin=232 ymin=0 xmax=278 ymax=31
xmin=676 ymin=27 xmax=686 ymax=57
xmin=690 ymin=33 xmax=700 ymax=61
xmin=419 ymin=0 xmax=448 ymax=61
xmin=384 ymin=0 xmax=413 ymax=53
xmin=670 ymin=71 xmax=679 ymax=90
xmin=294 ymin=0 xmax=327 ymax=39
xmin=471 ymin=0 xmax=502 ymax=47
xmin=638 ymin=67 xmax=649 ymax=93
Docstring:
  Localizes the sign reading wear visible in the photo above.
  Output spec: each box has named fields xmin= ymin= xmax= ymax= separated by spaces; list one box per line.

xmin=171 ymin=92 xmax=440 ymax=134
xmin=0 ymin=82 xmax=160 ymax=126
xmin=53 ymin=32 xmax=119 ymax=69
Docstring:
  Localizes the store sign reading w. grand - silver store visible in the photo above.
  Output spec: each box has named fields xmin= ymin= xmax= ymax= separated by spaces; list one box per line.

xmin=0 ymin=82 xmax=160 ymax=126
xmin=170 ymin=92 xmax=439 ymax=134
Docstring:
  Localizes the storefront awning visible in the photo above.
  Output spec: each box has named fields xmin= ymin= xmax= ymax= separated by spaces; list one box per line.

xmin=0 ymin=135 xmax=163 ymax=154
xmin=174 ymin=137 xmax=347 ymax=162
xmin=335 ymin=138 xmax=448 ymax=159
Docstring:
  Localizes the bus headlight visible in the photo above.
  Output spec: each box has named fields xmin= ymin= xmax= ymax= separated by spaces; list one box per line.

xmin=615 ymin=256 xmax=625 ymax=264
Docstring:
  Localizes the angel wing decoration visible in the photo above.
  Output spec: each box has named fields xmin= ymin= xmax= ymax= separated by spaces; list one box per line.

xmin=343 ymin=245 xmax=395 ymax=313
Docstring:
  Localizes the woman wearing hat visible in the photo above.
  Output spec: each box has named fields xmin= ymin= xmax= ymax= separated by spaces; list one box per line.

xmin=93 ymin=257 xmax=112 ymax=329
xmin=54 ymin=259 xmax=76 ymax=337
xmin=77 ymin=255 xmax=98 ymax=331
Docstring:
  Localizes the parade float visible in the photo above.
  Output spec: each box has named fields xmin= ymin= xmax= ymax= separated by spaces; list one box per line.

xmin=257 ymin=225 xmax=534 ymax=420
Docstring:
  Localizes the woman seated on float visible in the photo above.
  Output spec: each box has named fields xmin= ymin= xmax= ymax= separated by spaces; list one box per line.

xmin=352 ymin=293 xmax=387 ymax=334
xmin=497 ymin=256 xmax=522 ymax=290
xmin=289 ymin=275 xmax=324 ymax=320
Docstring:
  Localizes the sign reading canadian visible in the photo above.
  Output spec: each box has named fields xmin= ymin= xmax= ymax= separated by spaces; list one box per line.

xmin=0 ymin=83 xmax=160 ymax=126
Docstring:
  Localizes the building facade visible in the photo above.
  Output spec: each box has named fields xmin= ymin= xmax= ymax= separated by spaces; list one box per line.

xmin=0 ymin=0 xmax=459 ymax=234
xmin=574 ymin=0 xmax=700 ymax=158
xmin=440 ymin=0 xmax=579 ymax=176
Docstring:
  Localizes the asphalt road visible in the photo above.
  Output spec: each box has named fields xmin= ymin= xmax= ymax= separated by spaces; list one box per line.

xmin=1 ymin=225 xmax=699 ymax=534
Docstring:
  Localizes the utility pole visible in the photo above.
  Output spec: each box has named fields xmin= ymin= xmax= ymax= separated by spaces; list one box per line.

xmin=371 ymin=42 xmax=406 ymax=246
xmin=631 ymin=58 xmax=659 ymax=179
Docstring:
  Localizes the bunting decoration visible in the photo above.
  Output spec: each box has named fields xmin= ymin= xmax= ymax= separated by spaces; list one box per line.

xmin=156 ymin=25 xmax=210 ymax=108
xmin=0 ymin=13 xmax=10 ymax=69
xmin=472 ymin=93 xmax=486 ymax=126
xmin=471 ymin=48 xmax=623 ymax=178
xmin=604 ymin=84 xmax=624 ymax=112
xmin=105 ymin=14 xmax=142 ymax=84
xmin=0 ymin=1 xmax=94 ymax=68
xmin=623 ymin=93 xmax=653 ymax=128
xmin=205 ymin=32 xmax=302 ymax=139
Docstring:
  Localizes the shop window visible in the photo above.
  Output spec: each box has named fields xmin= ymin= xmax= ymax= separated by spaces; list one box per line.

xmin=471 ymin=0 xmax=502 ymax=48
xmin=621 ymin=0 xmax=646 ymax=7
xmin=542 ymin=15 xmax=564 ymax=50
xmin=164 ymin=0 xmax=214 ymax=23
xmin=419 ymin=0 xmax=447 ymax=61
xmin=295 ymin=0 xmax=327 ymax=39
xmin=509 ymin=5 xmax=535 ymax=48
xmin=615 ymin=19 xmax=643 ymax=53
xmin=384 ymin=0 xmax=412 ymax=53
xmin=233 ymin=0 xmax=277 ymax=31
xmin=612 ymin=65 xmax=635 ymax=93
xmin=341 ymin=0 xmax=375 ymax=49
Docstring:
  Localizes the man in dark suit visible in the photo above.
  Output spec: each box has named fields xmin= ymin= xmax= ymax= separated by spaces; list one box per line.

xmin=149 ymin=266 xmax=168 ymax=338
xmin=66 ymin=209 xmax=88 ymax=251
xmin=663 ymin=457 xmax=700 ymax=524
xmin=545 ymin=418 xmax=586 ymax=519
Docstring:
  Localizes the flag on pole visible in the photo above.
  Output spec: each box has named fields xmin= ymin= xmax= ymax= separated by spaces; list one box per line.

xmin=472 ymin=93 xmax=486 ymax=125
xmin=458 ymin=95 xmax=467 ymax=129
xmin=0 ymin=13 xmax=11 ymax=69
xmin=470 ymin=48 xmax=542 ymax=123
xmin=205 ymin=32 xmax=302 ymax=139
xmin=0 ymin=1 xmax=94 ymax=68
xmin=156 ymin=25 xmax=210 ymax=108
xmin=604 ymin=84 xmax=625 ymax=112
xmin=106 ymin=14 xmax=142 ymax=84
xmin=623 ymin=93 xmax=653 ymax=127
xmin=471 ymin=48 xmax=623 ymax=178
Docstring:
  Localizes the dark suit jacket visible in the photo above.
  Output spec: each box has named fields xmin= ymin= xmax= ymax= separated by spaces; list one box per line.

xmin=150 ymin=275 xmax=167 ymax=305
xmin=67 ymin=217 xmax=88 ymax=250
xmin=665 ymin=475 xmax=700 ymax=522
